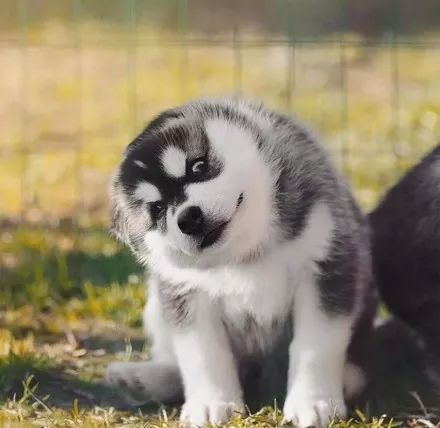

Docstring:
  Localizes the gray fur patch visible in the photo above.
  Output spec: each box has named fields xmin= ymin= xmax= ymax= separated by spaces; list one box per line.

xmin=158 ymin=281 xmax=194 ymax=326
xmin=316 ymin=235 xmax=358 ymax=315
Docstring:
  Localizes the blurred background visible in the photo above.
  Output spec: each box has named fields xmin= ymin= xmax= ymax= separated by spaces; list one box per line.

xmin=0 ymin=0 xmax=439 ymax=420
xmin=1 ymin=0 xmax=440 ymax=224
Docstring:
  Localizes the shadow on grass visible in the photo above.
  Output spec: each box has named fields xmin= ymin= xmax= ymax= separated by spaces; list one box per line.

xmin=1 ymin=226 xmax=143 ymax=309
xmin=1 ymin=248 xmax=142 ymax=297
xmin=0 ymin=351 xmax=159 ymax=412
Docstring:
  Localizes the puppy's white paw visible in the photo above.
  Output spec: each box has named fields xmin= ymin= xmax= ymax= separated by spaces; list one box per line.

xmin=105 ymin=362 xmax=132 ymax=386
xmin=105 ymin=361 xmax=181 ymax=404
xmin=105 ymin=361 xmax=151 ymax=405
xmin=180 ymin=398 xmax=243 ymax=426
xmin=283 ymin=394 xmax=346 ymax=428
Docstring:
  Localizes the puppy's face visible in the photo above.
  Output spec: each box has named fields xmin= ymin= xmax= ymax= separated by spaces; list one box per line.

xmin=112 ymin=105 xmax=276 ymax=266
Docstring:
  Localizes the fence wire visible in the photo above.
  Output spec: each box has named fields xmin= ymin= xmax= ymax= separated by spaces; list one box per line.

xmin=0 ymin=0 xmax=439 ymax=226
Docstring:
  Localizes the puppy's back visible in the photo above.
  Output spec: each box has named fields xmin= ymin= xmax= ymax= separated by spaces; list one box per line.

xmin=370 ymin=145 xmax=440 ymax=384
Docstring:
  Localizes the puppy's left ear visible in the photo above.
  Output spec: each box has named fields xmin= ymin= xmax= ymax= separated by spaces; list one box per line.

xmin=110 ymin=182 xmax=148 ymax=259
xmin=109 ymin=177 xmax=133 ymax=248
xmin=125 ymin=108 xmax=184 ymax=154
xmin=110 ymin=198 xmax=129 ymax=246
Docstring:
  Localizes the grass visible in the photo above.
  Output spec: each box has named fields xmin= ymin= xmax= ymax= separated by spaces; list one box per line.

xmin=0 ymin=20 xmax=440 ymax=427
xmin=1 ymin=224 xmax=440 ymax=427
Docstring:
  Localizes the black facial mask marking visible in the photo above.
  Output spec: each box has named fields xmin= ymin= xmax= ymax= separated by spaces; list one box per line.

xmin=119 ymin=122 xmax=224 ymax=233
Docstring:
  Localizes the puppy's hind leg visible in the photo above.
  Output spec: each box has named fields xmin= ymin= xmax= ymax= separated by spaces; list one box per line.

xmin=105 ymin=277 xmax=183 ymax=405
xmin=105 ymin=361 xmax=182 ymax=405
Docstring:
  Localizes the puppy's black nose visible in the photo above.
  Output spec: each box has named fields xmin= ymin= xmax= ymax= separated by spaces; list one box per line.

xmin=178 ymin=206 xmax=204 ymax=235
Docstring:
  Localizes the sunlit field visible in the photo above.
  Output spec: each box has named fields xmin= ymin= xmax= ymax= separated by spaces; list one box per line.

xmin=1 ymin=20 xmax=440 ymax=427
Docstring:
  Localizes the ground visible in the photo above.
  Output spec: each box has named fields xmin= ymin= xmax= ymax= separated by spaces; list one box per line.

xmin=1 ymin=227 xmax=440 ymax=428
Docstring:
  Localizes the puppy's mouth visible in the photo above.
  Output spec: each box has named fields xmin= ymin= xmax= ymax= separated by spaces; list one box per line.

xmin=236 ymin=192 xmax=244 ymax=208
xmin=200 ymin=221 xmax=229 ymax=249
xmin=199 ymin=193 xmax=244 ymax=250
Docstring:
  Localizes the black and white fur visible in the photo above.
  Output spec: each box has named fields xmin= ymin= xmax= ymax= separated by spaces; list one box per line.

xmin=106 ymin=98 xmax=376 ymax=427
xmin=370 ymin=145 xmax=440 ymax=387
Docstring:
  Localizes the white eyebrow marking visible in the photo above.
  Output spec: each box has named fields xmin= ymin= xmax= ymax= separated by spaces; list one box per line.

xmin=161 ymin=146 xmax=187 ymax=178
xmin=134 ymin=182 xmax=161 ymax=203
xmin=134 ymin=160 xmax=147 ymax=169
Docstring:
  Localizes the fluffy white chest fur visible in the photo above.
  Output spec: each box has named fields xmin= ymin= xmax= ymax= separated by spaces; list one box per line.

xmin=147 ymin=202 xmax=334 ymax=328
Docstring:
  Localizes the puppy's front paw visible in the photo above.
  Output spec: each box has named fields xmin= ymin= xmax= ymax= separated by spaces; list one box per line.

xmin=283 ymin=394 xmax=346 ymax=428
xmin=180 ymin=398 xmax=243 ymax=426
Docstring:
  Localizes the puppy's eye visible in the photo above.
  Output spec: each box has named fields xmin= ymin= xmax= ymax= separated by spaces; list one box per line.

xmin=190 ymin=157 xmax=207 ymax=177
xmin=150 ymin=201 xmax=165 ymax=218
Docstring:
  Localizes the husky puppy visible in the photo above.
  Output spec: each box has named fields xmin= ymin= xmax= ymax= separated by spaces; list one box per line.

xmin=105 ymin=98 xmax=375 ymax=427
xmin=370 ymin=145 xmax=440 ymax=387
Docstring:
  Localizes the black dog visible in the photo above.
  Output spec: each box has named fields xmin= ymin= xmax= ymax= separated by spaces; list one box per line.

xmin=370 ymin=145 xmax=440 ymax=387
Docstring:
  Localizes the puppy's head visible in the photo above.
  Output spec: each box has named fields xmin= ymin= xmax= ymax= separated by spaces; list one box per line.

xmin=111 ymin=101 xmax=277 ymax=266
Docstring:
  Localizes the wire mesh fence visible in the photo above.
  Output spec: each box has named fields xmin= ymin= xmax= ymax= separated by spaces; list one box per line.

xmin=0 ymin=0 xmax=439 ymax=227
